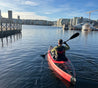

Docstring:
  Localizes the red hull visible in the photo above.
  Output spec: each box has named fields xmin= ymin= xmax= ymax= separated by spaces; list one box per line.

xmin=47 ymin=50 xmax=76 ymax=84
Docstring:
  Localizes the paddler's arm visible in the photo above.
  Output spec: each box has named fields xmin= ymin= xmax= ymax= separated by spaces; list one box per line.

xmin=51 ymin=46 xmax=56 ymax=52
xmin=51 ymin=47 xmax=57 ymax=57
xmin=63 ymin=42 xmax=70 ymax=50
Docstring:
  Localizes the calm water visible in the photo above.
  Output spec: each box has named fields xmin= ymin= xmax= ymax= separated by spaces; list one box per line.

xmin=0 ymin=25 xmax=98 ymax=88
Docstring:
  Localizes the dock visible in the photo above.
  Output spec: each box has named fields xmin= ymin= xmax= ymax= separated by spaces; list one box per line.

xmin=0 ymin=10 xmax=22 ymax=38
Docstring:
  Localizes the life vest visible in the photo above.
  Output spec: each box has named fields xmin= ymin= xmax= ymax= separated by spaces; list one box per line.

xmin=56 ymin=47 xmax=66 ymax=61
xmin=57 ymin=50 xmax=65 ymax=54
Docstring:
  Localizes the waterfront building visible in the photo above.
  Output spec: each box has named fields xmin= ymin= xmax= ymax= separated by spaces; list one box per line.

xmin=57 ymin=18 xmax=70 ymax=27
xmin=82 ymin=18 xmax=89 ymax=23
xmin=57 ymin=19 xmax=62 ymax=27
xmin=72 ymin=17 xmax=83 ymax=25
xmin=76 ymin=17 xmax=83 ymax=24
xmin=72 ymin=17 xmax=77 ymax=25
xmin=22 ymin=20 xmax=33 ymax=25
xmin=53 ymin=21 xmax=57 ymax=26
xmin=69 ymin=19 xmax=73 ymax=26
xmin=22 ymin=19 xmax=53 ymax=26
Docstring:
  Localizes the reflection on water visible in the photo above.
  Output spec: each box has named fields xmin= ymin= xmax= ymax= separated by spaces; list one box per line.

xmin=81 ymin=30 xmax=98 ymax=46
xmin=52 ymin=71 xmax=75 ymax=88
xmin=0 ymin=25 xmax=98 ymax=88
xmin=0 ymin=33 xmax=22 ymax=47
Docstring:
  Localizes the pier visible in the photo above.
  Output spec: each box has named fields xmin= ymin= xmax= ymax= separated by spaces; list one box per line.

xmin=0 ymin=10 xmax=22 ymax=38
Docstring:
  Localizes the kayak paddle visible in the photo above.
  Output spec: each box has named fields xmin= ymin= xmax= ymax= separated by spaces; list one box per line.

xmin=65 ymin=32 xmax=79 ymax=42
xmin=41 ymin=32 xmax=79 ymax=58
xmin=40 ymin=53 xmax=47 ymax=59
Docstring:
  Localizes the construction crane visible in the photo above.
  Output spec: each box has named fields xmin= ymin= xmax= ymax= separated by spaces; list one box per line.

xmin=86 ymin=10 xmax=98 ymax=20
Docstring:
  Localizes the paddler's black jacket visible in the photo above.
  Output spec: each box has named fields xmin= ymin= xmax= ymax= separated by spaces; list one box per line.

xmin=51 ymin=43 xmax=70 ymax=61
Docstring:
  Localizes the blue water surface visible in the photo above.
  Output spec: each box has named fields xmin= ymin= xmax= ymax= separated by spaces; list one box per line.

xmin=0 ymin=25 xmax=98 ymax=88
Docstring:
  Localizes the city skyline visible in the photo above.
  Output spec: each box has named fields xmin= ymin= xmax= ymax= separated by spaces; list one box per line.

xmin=0 ymin=0 xmax=98 ymax=21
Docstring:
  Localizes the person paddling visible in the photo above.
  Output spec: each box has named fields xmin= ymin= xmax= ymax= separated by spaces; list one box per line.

xmin=51 ymin=39 xmax=70 ymax=61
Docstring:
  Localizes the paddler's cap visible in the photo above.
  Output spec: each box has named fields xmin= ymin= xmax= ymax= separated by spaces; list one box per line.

xmin=58 ymin=39 xmax=63 ymax=44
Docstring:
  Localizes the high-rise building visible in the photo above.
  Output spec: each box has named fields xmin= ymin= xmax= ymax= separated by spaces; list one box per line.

xmin=0 ymin=10 xmax=2 ymax=20
xmin=8 ymin=10 xmax=12 ymax=19
xmin=18 ymin=16 xmax=20 ymax=19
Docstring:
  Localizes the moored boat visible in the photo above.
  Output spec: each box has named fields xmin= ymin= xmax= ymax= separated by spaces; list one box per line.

xmin=47 ymin=46 xmax=76 ymax=85
xmin=82 ymin=23 xmax=96 ymax=31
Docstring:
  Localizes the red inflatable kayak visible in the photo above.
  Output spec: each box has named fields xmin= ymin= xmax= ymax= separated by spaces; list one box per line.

xmin=47 ymin=46 xmax=76 ymax=85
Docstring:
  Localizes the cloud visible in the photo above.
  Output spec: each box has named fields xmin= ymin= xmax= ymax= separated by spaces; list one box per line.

xmin=24 ymin=1 xmax=39 ymax=6
xmin=85 ymin=2 xmax=95 ymax=7
xmin=44 ymin=12 xmax=52 ymax=14
xmin=0 ymin=1 xmax=23 ymax=12
xmin=0 ymin=2 xmax=14 ymax=9
xmin=2 ymin=11 xmax=50 ymax=20
xmin=0 ymin=0 xmax=97 ymax=20
xmin=14 ymin=12 xmax=50 ymax=20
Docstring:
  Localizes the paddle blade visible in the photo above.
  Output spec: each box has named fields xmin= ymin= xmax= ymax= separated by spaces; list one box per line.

xmin=40 ymin=54 xmax=46 ymax=59
xmin=70 ymin=32 xmax=79 ymax=40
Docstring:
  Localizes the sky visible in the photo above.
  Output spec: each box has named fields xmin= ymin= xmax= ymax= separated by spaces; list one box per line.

xmin=0 ymin=0 xmax=98 ymax=21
